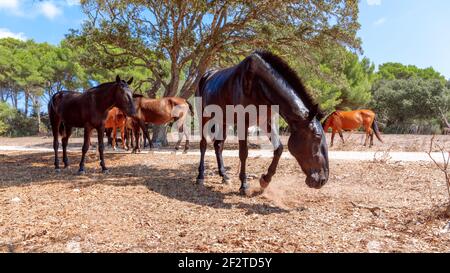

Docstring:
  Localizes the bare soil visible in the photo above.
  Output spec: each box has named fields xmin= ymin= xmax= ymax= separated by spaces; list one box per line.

xmin=1 ymin=148 xmax=449 ymax=253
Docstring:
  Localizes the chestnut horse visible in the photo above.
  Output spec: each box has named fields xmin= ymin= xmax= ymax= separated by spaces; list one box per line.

xmin=105 ymin=107 xmax=127 ymax=150
xmin=322 ymin=110 xmax=383 ymax=147
xmin=131 ymin=95 xmax=193 ymax=153
xmin=196 ymin=50 xmax=329 ymax=195
xmin=48 ymin=76 xmax=136 ymax=174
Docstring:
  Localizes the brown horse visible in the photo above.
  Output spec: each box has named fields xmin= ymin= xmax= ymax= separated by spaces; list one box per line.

xmin=105 ymin=107 xmax=127 ymax=150
xmin=322 ymin=109 xmax=383 ymax=147
xmin=196 ymin=50 xmax=329 ymax=195
xmin=48 ymin=76 xmax=136 ymax=174
xmin=131 ymin=95 xmax=193 ymax=153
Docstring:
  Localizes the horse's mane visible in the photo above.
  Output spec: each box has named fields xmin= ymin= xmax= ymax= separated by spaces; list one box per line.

xmin=86 ymin=81 xmax=116 ymax=92
xmin=253 ymin=50 xmax=324 ymax=119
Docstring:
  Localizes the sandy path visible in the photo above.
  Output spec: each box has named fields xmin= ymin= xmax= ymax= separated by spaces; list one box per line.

xmin=0 ymin=145 xmax=446 ymax=163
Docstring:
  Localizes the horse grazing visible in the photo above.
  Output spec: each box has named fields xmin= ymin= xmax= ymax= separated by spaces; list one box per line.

xmin=131 ymin=95 xmax=193 ymax=153
xmin=48 ymin=76 xmax=136 ymax=174
xmin=196 ymin=50 xmax=329 ymax=195
xmin=322 ymin=110 xmax=383 ymax=147
xmin=105 ymin=107 xmax=127 ymax=150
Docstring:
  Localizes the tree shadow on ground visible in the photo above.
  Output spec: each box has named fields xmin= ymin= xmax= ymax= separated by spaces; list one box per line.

xmin=0 ymin=152 xmax=288 ymax=215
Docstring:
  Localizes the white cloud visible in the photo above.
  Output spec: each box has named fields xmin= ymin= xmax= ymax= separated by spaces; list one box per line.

xmin=0 ymin=0 xmax=19 ymax=9
xmin=0 ymin=0 xmax=22 ymax=15
xmin=367 ymin=0 xmax=382 ymax=6
xmin=0 ymin=27 xmax=26 ymax=40
xmin=39 ymin=1 xmax=62 ymax=20
xmin=65 ymin=0 xmax=80 ymax=6
xmin=373 ymin=17 xmax=386 ymax=26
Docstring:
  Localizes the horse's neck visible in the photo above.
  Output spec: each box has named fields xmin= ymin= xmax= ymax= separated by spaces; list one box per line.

xmin=92 ymin=86 xmax=116 ymax=114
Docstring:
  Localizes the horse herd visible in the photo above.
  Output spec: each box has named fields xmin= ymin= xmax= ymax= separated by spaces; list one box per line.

xmin=48 ymin=50 xmax=383 ymax=195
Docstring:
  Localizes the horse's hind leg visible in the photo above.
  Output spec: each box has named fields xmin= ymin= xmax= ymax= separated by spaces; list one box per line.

xmin=112 ymin=126 xmax=117 ymax=150
xmin=78 ymin=127 xmax=92 ymax=175
xmin=339 ymin=131 xmax=345 ymax=144
xmin=175 ymin=121 xmax=183 ymax=151
xmin=51 ymin=120 xmax=61 ymax=172
xmin=196 ymin=136 xmax=207 ymax=185
xmin=120 ymin=126 xmax=126 ymax=149
xmin=62 ymin=126 xmax=73 ymax=168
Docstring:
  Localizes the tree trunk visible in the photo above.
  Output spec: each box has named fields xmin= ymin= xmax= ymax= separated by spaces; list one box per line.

xmin=147 ymin=79 xmax=161 ymax=99
xmin=32 ymin=95 xmax=41 ymax=134
xmin=151 ymin=124 xmax=169 ymax=148
xmin=24 ymin=92 xmax=29 ymax=116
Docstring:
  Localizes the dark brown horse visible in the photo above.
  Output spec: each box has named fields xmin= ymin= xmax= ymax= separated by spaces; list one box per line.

xmin=196 ymin=50 xmax=329 ymax=195
xmin=48 ymin=76 xmax=136 ymax=174
xmin=131 ymin=95 xmax=193 ymax=153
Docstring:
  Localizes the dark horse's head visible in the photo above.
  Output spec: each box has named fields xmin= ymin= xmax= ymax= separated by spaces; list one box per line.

xmin=287 ymin=107 xmax=329 ymax=189
xmin=246 ymin=51 xmax=329 ymax=189
xmin=113 ymin=75 xmax=136 ymax=116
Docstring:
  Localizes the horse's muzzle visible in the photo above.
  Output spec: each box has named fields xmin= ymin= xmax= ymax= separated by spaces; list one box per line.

xmin=305 ymin=171 xmax=328 ymax=189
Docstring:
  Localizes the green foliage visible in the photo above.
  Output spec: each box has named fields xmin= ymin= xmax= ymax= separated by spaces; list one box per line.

xmin=377 ymin=63 xmax=446 ymax=82
xmin=0 ymin=101 xmax=14 ymax=134
xmin=372 ymin=79 xmax=450 ymax=134
xmin=72 ymin=0 xmax=362 ymax=98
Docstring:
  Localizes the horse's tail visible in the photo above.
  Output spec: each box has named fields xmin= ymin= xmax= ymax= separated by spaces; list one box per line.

xmin=371 ymin=115 xmax=383 ymax=143
xmin=186 ymin=100 xmax=194 ymax=119
xmin=48 ymin=92 xmax=66 ymax=138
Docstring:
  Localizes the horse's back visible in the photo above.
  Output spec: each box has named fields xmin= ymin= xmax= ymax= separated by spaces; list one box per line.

xmin=198 ymin=67 xmax=237 ymax=106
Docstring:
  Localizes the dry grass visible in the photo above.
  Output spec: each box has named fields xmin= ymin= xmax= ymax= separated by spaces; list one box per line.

xmin=1 ymin=150 xmax=449 ymax=253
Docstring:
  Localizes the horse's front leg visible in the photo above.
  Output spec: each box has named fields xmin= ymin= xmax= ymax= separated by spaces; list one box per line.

xmin=132 ymin=121 xmax=141 ymax=153
xmin=78 ymin=127 xmax=92 ymax=175
xmin=62 ymin=126 xmax=73 ymax=168
xmin=214 ymin=138 xmax=230 ymax=184
xmin=238 ymin=137 xmax=250 ymax=195
xmin=97 ymin=126 xmax=108 ymax=173
xmin=260 ymin=127 xmax=283 ymax=189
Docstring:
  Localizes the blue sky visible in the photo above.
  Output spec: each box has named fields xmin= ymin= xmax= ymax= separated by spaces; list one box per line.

xmin=0 ymin=0 xmax=449 ymax=79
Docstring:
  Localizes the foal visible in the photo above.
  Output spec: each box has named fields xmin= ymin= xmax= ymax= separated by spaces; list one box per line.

xmin=48 ymin=76 xmax=136 ymax=174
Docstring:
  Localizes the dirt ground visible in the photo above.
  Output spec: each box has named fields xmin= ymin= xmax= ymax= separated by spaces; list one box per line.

xmin=1 ymin=145 xmax=449 ymax=252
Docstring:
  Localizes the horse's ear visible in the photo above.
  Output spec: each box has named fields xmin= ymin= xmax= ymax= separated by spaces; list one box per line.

xmin=116 ymin=75 xmax=121 ymax=83
xmin=308 ymin=104 xmax=319 ymax=121
xmin=127 ymin=77 xmax=133 ymax=85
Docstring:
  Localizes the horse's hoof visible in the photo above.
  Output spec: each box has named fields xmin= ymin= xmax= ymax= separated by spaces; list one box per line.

xmin=260 ymin=175 xmax=270 ymax=189
xmin=77 ymin=170 xmax=86 ymax=175
xmin=102 ymin=169 xmax=110 ymax=174
xmin=55 ymin=168 xmax=61 ymax=173
xmin=196 ymin=178 xmax=204 ymax=185
xmin=183 ymin=149 xmax=189 ymax=154
xmin=222 ymin=176 xmax=231 ymax=185
xmin=239 ymin=187 xmax=251 ymax=197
